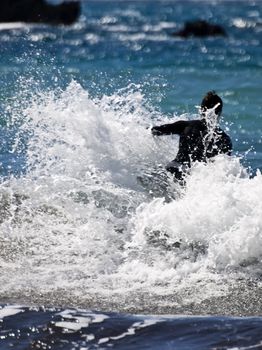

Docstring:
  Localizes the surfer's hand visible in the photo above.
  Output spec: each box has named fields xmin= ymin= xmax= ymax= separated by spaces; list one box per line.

xmin=151 ymin=127 xmax=162 ymax=136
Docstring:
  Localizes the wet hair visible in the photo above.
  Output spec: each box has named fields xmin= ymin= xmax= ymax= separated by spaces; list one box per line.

xmin=201 ymin=91 xmax=223 ymax=116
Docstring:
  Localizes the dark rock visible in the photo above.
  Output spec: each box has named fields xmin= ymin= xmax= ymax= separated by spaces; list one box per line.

xmin=172 ymin=20 xmax=226 ymax=38
xmin=0 ymin=0 xmax=80 ymax=26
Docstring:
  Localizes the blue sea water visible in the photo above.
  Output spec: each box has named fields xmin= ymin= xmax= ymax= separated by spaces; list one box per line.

xmin=0 ymin=0 xmax=262 ymax=349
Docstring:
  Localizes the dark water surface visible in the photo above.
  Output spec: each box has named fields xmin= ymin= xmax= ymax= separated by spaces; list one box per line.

xmin=1 ymin=305 xmax=262 ymax=350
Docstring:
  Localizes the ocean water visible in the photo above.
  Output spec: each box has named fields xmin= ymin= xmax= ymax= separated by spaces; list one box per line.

xmin=0 ymin=0 xmax=262 ymax=349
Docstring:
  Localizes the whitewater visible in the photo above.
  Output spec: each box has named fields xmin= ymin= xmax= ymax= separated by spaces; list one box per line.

xmin=0 ymin=81 xmax=261 ymax=316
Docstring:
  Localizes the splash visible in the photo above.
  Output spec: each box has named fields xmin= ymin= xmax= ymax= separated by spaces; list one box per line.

xmin=0 ymin=81 xmax=261 ymax=313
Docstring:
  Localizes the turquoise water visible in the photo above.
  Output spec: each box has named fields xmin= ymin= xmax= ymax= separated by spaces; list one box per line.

xmin=0 ymin=2 xmax=262 ymax=348
xmin=1 ymin=1 xmax=261 ymax=172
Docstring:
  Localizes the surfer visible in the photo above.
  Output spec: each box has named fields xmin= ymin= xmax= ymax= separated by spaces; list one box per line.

xmin=151 ymin=91 xmax=232 ymax=181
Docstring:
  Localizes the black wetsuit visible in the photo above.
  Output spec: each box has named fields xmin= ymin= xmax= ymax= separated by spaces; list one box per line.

xmin=152 ymin=119 xmax=232 ymax=180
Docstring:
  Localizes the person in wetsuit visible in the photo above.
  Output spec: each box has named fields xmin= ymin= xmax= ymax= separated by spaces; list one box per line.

xmin=151 ymin=91 xmax=232 ymax=181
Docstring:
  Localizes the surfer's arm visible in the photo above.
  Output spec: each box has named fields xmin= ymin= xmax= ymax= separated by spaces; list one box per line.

xmin=151 ymin=120 xmax=188 ymax=136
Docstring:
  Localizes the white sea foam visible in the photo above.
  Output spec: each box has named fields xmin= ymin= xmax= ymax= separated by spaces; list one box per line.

xmin=98 ymin=318 xmax=160 ymax=345
xmin=0 ymin=81 xmax=261 ymax=309
xmin=0 ymin=22 xmax=28 ymax=31
xmin=55 ymin=309 xmax=109 ymax=332
xmin=0 ymin=305 xmax=24 ymax=319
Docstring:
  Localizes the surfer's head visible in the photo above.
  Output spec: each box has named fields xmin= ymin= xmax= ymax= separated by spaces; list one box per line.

xmin=201 ymin=91 xmax=223 ymax=117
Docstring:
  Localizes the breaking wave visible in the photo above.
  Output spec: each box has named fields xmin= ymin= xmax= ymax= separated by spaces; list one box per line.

xmin=0 ymin=81 xmax=261 ymax=313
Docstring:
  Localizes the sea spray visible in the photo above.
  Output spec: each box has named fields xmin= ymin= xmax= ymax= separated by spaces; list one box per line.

xmin=0 ymin=82 xmax=261 ymax=312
